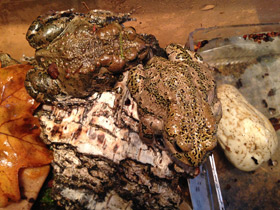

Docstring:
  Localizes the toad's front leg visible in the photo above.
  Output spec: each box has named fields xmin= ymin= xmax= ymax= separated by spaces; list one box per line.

xmin=138 ymin=113 xmax=164 ymax=145
xmin=113 ymin=71 xmax=131 ymax=127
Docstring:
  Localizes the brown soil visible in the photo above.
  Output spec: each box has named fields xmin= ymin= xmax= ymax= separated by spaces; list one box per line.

xmin=1 ymin=0 xmax=280 ymax=60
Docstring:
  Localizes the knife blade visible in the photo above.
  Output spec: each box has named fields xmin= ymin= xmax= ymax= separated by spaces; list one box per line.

xmin=188 ymin=154 xmax=225 ymax=210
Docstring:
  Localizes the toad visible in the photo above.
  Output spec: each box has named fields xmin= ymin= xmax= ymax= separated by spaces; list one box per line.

xmin=128 ymin=44 xmax=222 ymax=167
xmin=25 ymin=9 xmax=161 ymax=103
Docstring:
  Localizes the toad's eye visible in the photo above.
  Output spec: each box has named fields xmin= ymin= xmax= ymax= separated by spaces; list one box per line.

xmin=26 ymin=10 xmax=75 ymax=49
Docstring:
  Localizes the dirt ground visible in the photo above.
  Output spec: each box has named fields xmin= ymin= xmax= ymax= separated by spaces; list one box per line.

xmin=2 ymin=0 xmax=280 ymax=60
xmin=1 ymin=1 xmax=280 ymax=210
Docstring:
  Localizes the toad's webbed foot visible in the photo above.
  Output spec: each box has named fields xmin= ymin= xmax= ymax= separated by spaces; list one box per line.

xmin=24 ymin=68 xmax=62 ymax=104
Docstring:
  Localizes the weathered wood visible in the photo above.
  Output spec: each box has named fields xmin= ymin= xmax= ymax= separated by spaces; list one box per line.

xmin=38 ymin=90 xmax=195 ymax=209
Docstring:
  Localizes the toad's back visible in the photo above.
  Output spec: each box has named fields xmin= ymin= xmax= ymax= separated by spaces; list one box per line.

xmin=128 ymin=44 xmax=222 ymax=167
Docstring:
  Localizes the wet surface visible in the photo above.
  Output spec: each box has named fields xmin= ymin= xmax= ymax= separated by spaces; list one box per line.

xmin=1 ymin=1 xmax=280 ymax=210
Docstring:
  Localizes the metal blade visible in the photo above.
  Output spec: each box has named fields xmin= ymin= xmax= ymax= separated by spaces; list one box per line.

xmin=188 ymin=154 xmax=225 ymax=210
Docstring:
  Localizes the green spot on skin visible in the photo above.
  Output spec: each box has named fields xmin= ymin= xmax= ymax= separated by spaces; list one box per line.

xmin=119 ymin=32 xmax=124 ymax=59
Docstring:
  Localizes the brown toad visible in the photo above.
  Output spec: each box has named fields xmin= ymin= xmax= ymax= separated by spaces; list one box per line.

xmin=128 ymin=44 xmax=222 ymax=168
xmin=25 ymin=10 xmax=162 ymax=103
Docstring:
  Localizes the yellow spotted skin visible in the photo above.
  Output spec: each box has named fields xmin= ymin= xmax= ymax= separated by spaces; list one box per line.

xmin=128 ymin=44 xmax=221 ymax=167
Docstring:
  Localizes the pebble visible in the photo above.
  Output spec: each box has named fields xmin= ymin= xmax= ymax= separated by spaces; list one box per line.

xmin=217 ymin=84 xmax=278 ymax=171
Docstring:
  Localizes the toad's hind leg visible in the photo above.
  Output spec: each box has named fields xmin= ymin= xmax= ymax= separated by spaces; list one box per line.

xmin=24 ymin=68 xmax=61 ymax=103
xmin=138 ymin=114 xmax=164 ymax=145
xmin=164 ymin=104 xmax=194 ymax=167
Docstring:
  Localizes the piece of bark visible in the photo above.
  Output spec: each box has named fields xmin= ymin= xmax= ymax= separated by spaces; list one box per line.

xmin=38 ymin=90 xmax=196 ymax=209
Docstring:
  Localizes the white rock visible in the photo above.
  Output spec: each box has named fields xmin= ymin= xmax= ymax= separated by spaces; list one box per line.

xmin=217 ymin=84 xmax=278 ymax=171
